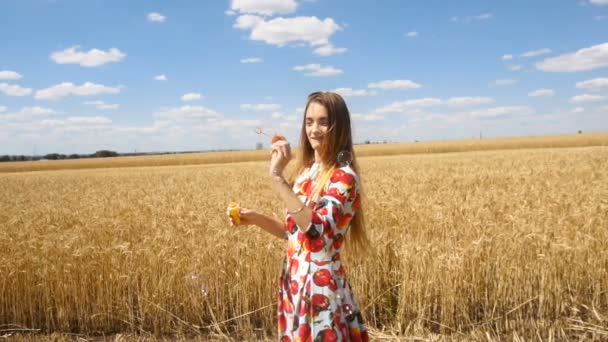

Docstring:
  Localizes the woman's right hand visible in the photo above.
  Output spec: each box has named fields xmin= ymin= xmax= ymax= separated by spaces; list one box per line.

xmin=226 ymin=207 xmax=258 ymax=227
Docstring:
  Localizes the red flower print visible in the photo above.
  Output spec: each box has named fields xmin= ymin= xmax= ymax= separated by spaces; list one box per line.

xmin=290 ymin=260 xmax=299 ymax=277
xmin=290 ymin=280 xmax=299 ymax=295
xmin=311 ymin=294 xmax=330 ymax=314
xmin=326 ymin=187 xmax=346 ymax=204
xmin=312 ymin=269 xmax=332 ymax=287
xmin=317 ymin=328 xmax=338 ymax=342
xmin=328 ymin=279 xmax=337 ymax=291
xmin=280 ymin=336 xmax=292 ymax=342
xmin=332 ymin=234 xmax=344 ymax=250
xmin=336 ymin=213 xmax=352 ymax=230
xmin=298 ymin=323 xmax=311 ymax=340
xmin=361 ymin=330 xmax=369 ymax=342
xmin=330 ymin=169 xmax=354 ymax=186
xmin=304 ymin=237 xmax=324 ymax=253
xmin=283 ymin=298 xmax=294 ymax=314
xmin=279 ymin=314 xmax=287 ymax=332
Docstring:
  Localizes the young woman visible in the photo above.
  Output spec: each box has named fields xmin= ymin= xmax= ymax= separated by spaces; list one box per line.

xmin=229 ymin=91 xmax=369 ymax=341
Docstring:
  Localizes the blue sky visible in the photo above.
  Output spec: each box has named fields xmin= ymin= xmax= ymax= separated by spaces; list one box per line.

xmin=1 ymin=0 xmax=608 ymax=155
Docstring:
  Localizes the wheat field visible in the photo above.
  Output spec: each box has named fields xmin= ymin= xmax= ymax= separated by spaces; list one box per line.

xmin=1 ymin=134 xmax=607 ymax=341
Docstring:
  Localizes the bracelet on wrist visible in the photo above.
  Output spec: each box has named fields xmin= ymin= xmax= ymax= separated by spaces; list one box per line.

xmin=286 ymin=203 xmax=306 ymax=215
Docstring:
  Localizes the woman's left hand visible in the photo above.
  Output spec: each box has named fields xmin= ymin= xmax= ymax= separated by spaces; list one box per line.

xmin=269 ymin=138 xmax=292 ymax=176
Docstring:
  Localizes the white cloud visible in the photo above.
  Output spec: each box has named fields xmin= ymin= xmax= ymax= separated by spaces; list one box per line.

xmin=590 ymin=0 xmax=608 ymax=5
xmin=405 ymin=31 xmax=418 ymax=38
xmin=446 ymin=97 xmax=494 ymax=106
xmin=154 ymin=74 xmax=168 ymax=81
xmin=502 ymin=54 xmax=514 ymax=61
xmin=570 ymin=94 xmax=606 ymax=103
xmin=520 ymin=48 xmax=552 ymax=58
xmin=233 ymin=14 xmax=264 ymax=29
xmin=576 ymin=77 xmax=608 ymax=90
xmin=332 ymin=88 xmax=377 ymax=97
xmin=66 ymin=116 xmax=112 ymax=125
xmin=153 ymin=105 xmax=221 ymax=121
xmin=147 ymin=12 xmax=166 ymax=23
xmin=50 ymin=46 xmax=126 ymax=67
xmin=0 ymin=83 xmax=32 ymax=96
xmin=84 ymin=100 xmax=119 ymax=110
xmin=240 ymin=103 xmax=282 ymax=111
xmin=0 ymin=70 xmax=22 ymax=80
xmin=571 ymin=107 xmax=585 ymax=113
xmin=375 ymin=98 xmax=443 ymax=113
xmin=528 ymin=89 xmax=556 ymax=97
xmin=491 ymin=79 xmax=518 ymax=86
xmin=293 ymin=64 xmax=343 ymax=76
xmin=469 ymin=106 xmax=533 ymax=119
xmin=352 ymin=113 xmax=384 ymax=122
xmin=225 ymin=10 xmax=237 ymax=16
xmin=0 ymin=106 xmax=56 ymax=122
xmin=509 ymin=64 xmax=523 ymax=71
xmin=241 ymin=57 xmax=263 ymax=63
xmin=230 ymin=0 xmax=297 ymax=16
xmin=536 ymin=42 xmax=608 ymax=72
xmin=451 ymin=13 xmax=493 ymax=23
xmin=181 ymin=93 xmax=204 ymax=101
xmin=35 ymin=82 xmax=121 ymax=100
xmin=0 ymin=106 xmax=6 ymax=113
xmin=235 ymin=15 xmax=342 ymax=53
xmin=313 ymin=44 xmax=347 ymax=56
xmin=368 ymin=79 xmax=422 ymax=90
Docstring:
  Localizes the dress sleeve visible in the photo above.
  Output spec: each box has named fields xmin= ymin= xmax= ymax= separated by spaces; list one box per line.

xmin=302 ymin=166 xmax=359 ymax=240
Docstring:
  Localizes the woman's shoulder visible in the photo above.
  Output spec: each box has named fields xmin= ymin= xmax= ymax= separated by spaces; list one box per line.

xmin=330 ymin=164 xmax=359 ymax=188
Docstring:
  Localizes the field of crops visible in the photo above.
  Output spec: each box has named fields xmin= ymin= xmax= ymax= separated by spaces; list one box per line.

xmin=1 ymin=134 xmax=607 ymax=341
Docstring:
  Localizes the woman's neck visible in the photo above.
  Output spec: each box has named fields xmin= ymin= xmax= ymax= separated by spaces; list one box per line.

xmin=314 ymin=151 xmax=322 ymax=163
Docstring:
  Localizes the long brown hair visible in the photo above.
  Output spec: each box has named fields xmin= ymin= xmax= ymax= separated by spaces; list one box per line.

xmin=289 ymin=91 xmax=368 ymax=253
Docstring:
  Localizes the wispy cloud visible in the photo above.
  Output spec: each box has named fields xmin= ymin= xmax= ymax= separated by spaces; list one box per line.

xmin=446 ymin=97 xmax=494 ymax=106
xmin=536 ymin=42 xmax=608 ymax=72
xmin=528 ymin=89 xmax=556 ymax=97
xmin=570 ymin=94 xmax=606 ymax=103
xmin=589 ymin=0 xmax=608 ymax=6
xmin=35 ymin=82 xmax=121 ymax=100
xmin=147 ymin=12 xmax=166 ymax=23
xmin=240 ymin=57 xmax=263 ymax=63
xmin=0 ymin=83 xmax=32 ymax=96
xmin=451 ymin=13 xmax=493 ymax=23
xmin=368 ymin=79 xmax=421 ymax=90
xmin=50 ymin=46 xmax=126 ymax=67
xmin=468 ymin=106 xmax=533 ymax=119
xmin=240 ymin=103 xmax=282 ymax=111
xmin=230 ymin=0 xmax=297 ymax=16
xmin=181 ymin=93 xmax=204 ymax=101
xmin=293 ymin=64 xmax=343 ymax=76
xmin=84 ymin=100 xmax=119 ymax=110
xmin=491 ymin=79 xmax=518 ymax=86
xmin=404 ymin=31 xmax=418 ymax=38
xmin=520 ymin=48 xmax=552 ymax=58
xmin=332 ymin=88 xmax=377 ymax=97
xmin=0 ymin=70 xmax=22 ymax=80
xmin=154 ymin=74 xmax=168 ymax=81
xmin=576 ymin=77 xmax=608 ymax=90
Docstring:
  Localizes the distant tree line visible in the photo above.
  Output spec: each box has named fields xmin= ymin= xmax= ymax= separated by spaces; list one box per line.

xmin=0 ymin=148 xmax=245 ymax=162
xmin=0 ymin=150 xmax=120 ymax=162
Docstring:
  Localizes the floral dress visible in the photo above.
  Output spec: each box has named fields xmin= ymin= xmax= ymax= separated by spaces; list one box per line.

xmin=278 ymin=162 xmax=369 ymax=342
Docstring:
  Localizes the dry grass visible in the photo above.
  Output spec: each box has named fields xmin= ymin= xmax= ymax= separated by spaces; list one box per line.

xmin=1 ymin=140 xmax=607 ymax=340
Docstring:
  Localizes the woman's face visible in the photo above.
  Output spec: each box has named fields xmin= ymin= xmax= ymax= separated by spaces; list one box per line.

xmin=305 ymin=102 xmax=330 ymax=151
